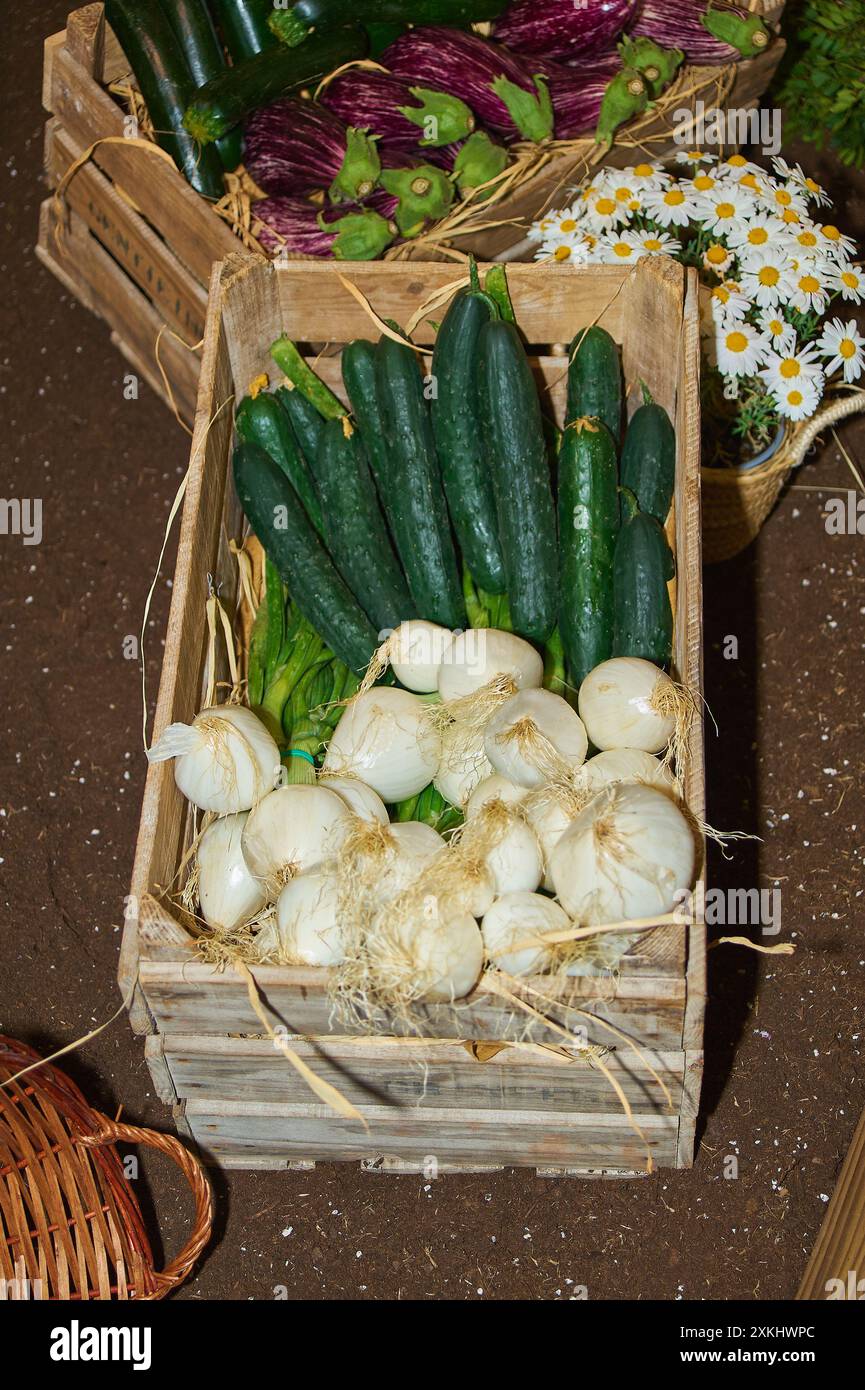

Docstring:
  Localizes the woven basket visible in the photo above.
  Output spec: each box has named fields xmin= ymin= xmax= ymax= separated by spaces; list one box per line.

xmin=0 ymin=1036 xmax=212 ymax=1301
xmin=702 ymin=390 xmax=865 ymax=564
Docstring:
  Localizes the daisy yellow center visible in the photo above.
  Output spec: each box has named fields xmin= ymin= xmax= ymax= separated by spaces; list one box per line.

xmin=779 ymin=359 xmax=801 ymax=379
xmin=726 ymin=331 xmax=748 ymax=353
xmin=644 ymin=238 xmax=663 ymax=251
xmin=686 ymin=151 xmax=703 ymax=160
xmin=799 ymin=275 xmax=820 ymax=293
xmin=612 ymin=241 xmax=632 ymax=258
xmin=634 ymin=163 xmax=654 ymax=177
xmin=748 ymin=227 xmax=769 ymax=245
xmin=781 ymin=210 xmax=800 ymax=224
xmin=842 ymin=271 xmax=859 ymax=288
xmin=805 ymin=178 xmax=820 ymax=194
xmin=741 ymin=174 xmax=761 ymax=191
xmin=628 ymin=199 xmax=641 ymax=210
xmin=798 ymin=232 xmax=817 ymax=247
xmin=715 ymin=202 xmax=735 ymax=219
xmin=554 ymin=245 xmax=572 ymax=261
xmin=840 ymin=339 xmax=856 ymax=359
xmin=727 ymin=155 xmax=747 ymax=167
xmin=595 ymin=197 xmax=616 ymax=215
xmin=664 ymin=189 xmax=686 ymax=206
xmin=714 ymin=287 xmax=731 ymax=303
xmin=768 ymin=319 xmax=783 ymax=335
xmin=615 ymin=187 xmax=632 ymax=202
xmin=787 ymin=390 xmax=803 ymax=406
xmin=758 ymin=266 xmax=780 ymax=286
xmin=774 ymin=189 xmax=792 ymax=206
xmin=559 ymin=219 xmax=577 ymax=233
xmin=706 ymin=244 xmax=728 ymax=264
xmin=822 ymin=225 xmax=840 ymax=241
xmin=693 ymin=175 xmax=715 ymax=191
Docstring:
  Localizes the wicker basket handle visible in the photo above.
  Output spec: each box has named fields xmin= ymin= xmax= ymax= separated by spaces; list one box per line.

xmin=788 ymin=389 xmax=865 ymax=470
xmin=79 ymin=1117 xmax=213 ymax=1297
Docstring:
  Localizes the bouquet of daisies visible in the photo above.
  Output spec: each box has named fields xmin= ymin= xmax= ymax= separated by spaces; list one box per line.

xmin=530 ymin=153 xmax=864 ymax=461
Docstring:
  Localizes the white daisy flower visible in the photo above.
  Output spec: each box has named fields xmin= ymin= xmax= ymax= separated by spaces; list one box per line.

xmin=733 ymin=170 xmax=769 ymax=198
xmin=688 ymin=170 xmax=724 ymax=197
xmin=709 ymin=280 xmax=751 ymax=322
xmin=714 ymin=322 xmax=770 ymax=378
xmin=697 ymin=186 xmax=757 ymax=237
xmin=642 ymin=182 xmax=702 ymax=228
xmin=623 ymin=162 xmax=671 ymax=190
xmin=758 ymin=308 xmax=797 ymax=353
xmin=815 ymin=223 xmax=858 ymax=261
xmin=581 ymin=189 xmax=628 ymax=230
xmin=759 ymin=344 xmax=825 ymax=395
xmin=789 ymin=265 xmax=831 ymax=314
xmin=716 ymin=154 xmax=765 ymax=180
xmin=829 ymin=263 xmax=865 ymax=304
xmin=702 ymin=241 xmax=734 ymax=275
xmin=816 ymin=317 xmax=865 ymax=383
xmin=771 ymin=158 xmax=832 ymax=208
xmin=727 ymin=213 xmax=787 ymax=257
xmin=675 ymin=149 xmax=716 ymax=166
xmin=539 ymin=235 xmax=596 ymax=265
xmin=545 ymin=208 xmax=587 ymax=240
xmin=739 ymin=246 xmax=797 ymax=308
xmin=772 ymin=378 xmax=822 ymax=422
xmin=636 ymin=229 xmax=682 ymax=257
xmin=598 ymin=229 xmax=646 ymax=265
xmin=760 ymin=178 xmax=810 ymax=219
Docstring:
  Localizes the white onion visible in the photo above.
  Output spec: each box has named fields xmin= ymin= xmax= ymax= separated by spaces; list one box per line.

xmin=486 ymin=818 xmax=543 ymax=895
xmin=484 ymin=688 xmax=588 ymax=788
xmin=147 ymin=705 xmax=280 ymax=814
xmin=578 ymin=657 xmax=675 ymax=754
xmin=320 ymin=774 xmax=389 ymax=824
xmin=255 ymin=874 xmax=343 ymax=966
xmin=437 ymin=629 xmax=544 ymax=703
xmin=390 ymin=620 xmax=453 ymax=692
xmin=550 ymin=782 xmax=695 ymax=924
xmin=398 ymin=912 xmax=484 ymax=1002
xmin=583 ymin=748 xmax=675 ymax=794
xmin=196 ymin=812 xmax=268 ymax=933
xmin=434 ymin=723 xmax=493 ymax=809
xmin=378 ymin=821 xmax=446 ymax=899
xmin=322 ymin=688 xmax=438 ymax=801
xmin=482 ymin=892 xmax=569 ymax=976
xmin=465 ymin=774 xmax=528 ymax=820
xmin=524 ymin=796 xmax=577 ymax=892
xmin=241 ymin=785 xmax=351 ymax=883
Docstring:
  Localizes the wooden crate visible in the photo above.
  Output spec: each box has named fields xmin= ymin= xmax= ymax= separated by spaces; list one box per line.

xmin=38 ymin=3 xmax=784 ymax=430
xmin=120 ymin=255 xmax=705 ymax=1175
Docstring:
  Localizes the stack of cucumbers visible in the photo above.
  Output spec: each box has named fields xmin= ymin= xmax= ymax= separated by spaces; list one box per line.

xmin=233 ymin=262 xmax=676 ymax=708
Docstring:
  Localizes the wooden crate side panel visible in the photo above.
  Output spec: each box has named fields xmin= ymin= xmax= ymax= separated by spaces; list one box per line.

xmin=35 ymin=199 xmax=199 ymax=424
xmin=163 ymin=1035 xmax=685 ymax=1114
xmin=184 ymin=1098 xmax=679 ymax=1170
xmin=44 ymin=120 xmax=208 ymax=345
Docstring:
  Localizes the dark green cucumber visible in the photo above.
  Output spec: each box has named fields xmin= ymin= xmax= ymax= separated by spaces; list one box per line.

xmin=235 ymin=393 xmax=323 ymax=537
xmin=233 ymin=441 xmax=377 ymax=673
xmin=375 ymin=331 xmax=466 ymax=629
xmin=620 ymin=390 xmax=676 ymax=525
xmin=341 ymin=340 xmax=398 ymax=525
xmin=271 ymin=0 xmax=505 ymax=47
xmin=613 ymin=488 xmax=674 ymax=668
xmin=160 ymin=0 xmax=241 ymax=170
xmin=183 ymin=26 xmax=368 ymax=143
xmin=315 ymin=419 xmax=415 ymax=632
xmin=566 ymin=325 xmax=623 ymax=442
xmin=209 ymin=0 xmax=277 ymax=61
xmin=275 ymin=385 xmax=324 ymax=469
xmin=104 ymin=0 xmax=224 ymax=198
xmin=558 ymin=416 xmax=620 ymax=686
xmin=431 ymin=289 xmax=505 ymax=594
xmin=477 ymin=319 xmax=558 ymax=642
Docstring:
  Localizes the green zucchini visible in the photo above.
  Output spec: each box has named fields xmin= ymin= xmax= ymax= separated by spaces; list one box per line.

xmin=233 ymin=441 xmax=378 ymax=673
xmin=209 ymin=0 xmax=277 ymax=62
xmin=270 ymin=1 xmax=505 ymax=47
xmin=183 ymin=26 xmax=368 ymax=143
xmin=375 ymin=330 xmax=466 ymax=629
xmin=341 ymin=340 xmax=398 ymax=521
xmin=477 ymin=319 xmax=558 ymax=642
xmin=235 ymin=393 xmax=323 ymax=537
xmin=566 ymin=325 xmax=623 ymax=442
xmin=431 ymin=289 xmax=506 ymax=594
xmin=315 ymin=419 xmax=415 ymax=632
xmin=276 ymin=385 xmax=324 ymax=469
xmin=160 ymin=0 xmax=241 ymax=169
xmin=104 ymin=0 xmax=224 ymax=198
xmin=613 ymin=488 xmax=674 ymax=668
xmin=557 ymin=417 xmax=619 ymax=686
xmin=620 ymin=386 xmax=676 ymax=525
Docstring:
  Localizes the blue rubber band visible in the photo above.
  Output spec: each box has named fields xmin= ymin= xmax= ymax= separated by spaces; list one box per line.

xmin=283 ymin=748 xmax=316 ymax=765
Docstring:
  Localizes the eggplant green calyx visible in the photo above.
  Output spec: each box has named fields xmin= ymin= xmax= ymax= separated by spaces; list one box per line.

xmin=702 ymin=8 xmax=770 ymax=57
xmin=491 ymin=74 xmax=554 ymax=142
xmin=595 ymin=66 xmax=648 ymax=147
xmin=618 ymin=37 xmax=684 ymax=98
xmin=452 ymin=131 xmax=509 ymax=197
xmin=328 ymin=209 xmax=394 ymax=260
xmin=329 ymin=125 xmax=381 ymax=203
xmin=379 ymin=164 xmax=455 ymax=237
xmin=269 ymin=8 xmax=313 ymax=47
xmin=183 ymin=105 xmax=223 ymax=145
xmin=399 ymin=87 xmax=476 ymax=146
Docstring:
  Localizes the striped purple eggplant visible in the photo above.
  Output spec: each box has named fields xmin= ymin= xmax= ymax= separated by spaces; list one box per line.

xmin=254 ymin=197 xmax=395 ymax=258
xmin=494 ymin=0 xmax=637 ymax=60
xmin=532 ymin=53 xmax=623 ymax=139
xmin=629 ymin=0 xmax=771 ymax=65
xmin=245 ymin=98 xmax=380 ymax=203
xmin=320 ymin=69 xmax=475 ymax=151
xmin=382 ymin=27 xmax=554 ymax=142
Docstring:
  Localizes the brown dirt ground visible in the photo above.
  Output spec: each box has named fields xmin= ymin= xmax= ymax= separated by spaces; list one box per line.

xmin=1 ymin=4 xmax=863 ymax=1301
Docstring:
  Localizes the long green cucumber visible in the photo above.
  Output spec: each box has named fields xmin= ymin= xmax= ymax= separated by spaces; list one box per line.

xmin=159 ymin=0 xmax=241 ymax=169
xmin=235 ymin=393 xmax=323 ymax=536
xmin=275 ymin=386 xmax=324 ymax=470
xmin=477 ymin=319 xmax=558 ymax=642
xmin=209 ymin=0 xmax=278 ymax=61
xmin=233 ymin=441 xmax=377 ymax=673
xmin=566 ymin=324 xmax=623 ymax=441
xmin=612 ymin=488 xmax=674 ymax=668
xmin=558 ymin=416 xmax=619 ymax=686
xmin=375 ymin=330 xmax=466 ymax=629
xmin=315 ymin=419 xmax=415 ymax=632
xmin=620 ymin=386 xmax=676 ymax=525
xmin=431 ymin=289 xmax=506 ymax=594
